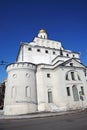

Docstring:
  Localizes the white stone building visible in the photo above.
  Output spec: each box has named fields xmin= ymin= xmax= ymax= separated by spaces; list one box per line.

xmin=4 ymin=29 xmax=87 ymax=115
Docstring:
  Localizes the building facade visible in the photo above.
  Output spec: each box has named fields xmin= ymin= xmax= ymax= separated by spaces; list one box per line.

xmin=4 ymin=29 xmax=87 ymax=115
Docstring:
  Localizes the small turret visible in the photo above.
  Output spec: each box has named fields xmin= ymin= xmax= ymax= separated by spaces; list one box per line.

xmin=38 ymin=29 xmax=48 ymax=39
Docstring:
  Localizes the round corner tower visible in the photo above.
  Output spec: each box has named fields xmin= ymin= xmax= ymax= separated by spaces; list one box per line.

xmin=4 ymin=62 xmax=37 ymax=115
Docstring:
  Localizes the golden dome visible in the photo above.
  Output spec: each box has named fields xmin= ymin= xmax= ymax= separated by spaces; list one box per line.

xmin=39 ymin=29 xmax=47 ymax=33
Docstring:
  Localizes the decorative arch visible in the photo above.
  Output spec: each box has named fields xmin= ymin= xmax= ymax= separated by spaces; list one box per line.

xmin=65 ymin=70 xmax=81 ymax=81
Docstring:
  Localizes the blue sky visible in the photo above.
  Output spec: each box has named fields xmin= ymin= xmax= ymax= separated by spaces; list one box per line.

xmin=0 ymin=0 xmax=87 ymax=82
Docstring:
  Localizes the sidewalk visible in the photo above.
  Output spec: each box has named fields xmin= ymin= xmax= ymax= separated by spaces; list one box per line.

xmin=0 ymin=110 xmax=84 ymax=120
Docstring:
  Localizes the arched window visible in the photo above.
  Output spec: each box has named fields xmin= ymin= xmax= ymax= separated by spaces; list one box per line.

xmin=77 ymin=74 xmax=81 ymax=80
xmin=65 ymin=71 xmax=81 ymax=81
xmin=48 ymin=90 xmax=53 ymax=103
xmin=25 ymin=86 xmax=31 ymax=97
xmin=66 ymin=73 xmax=69 ymax=80
xmin=81 ymin=86 xmax=84 ymax=95
xmin=71 ymin=72 xmax=75 ymax=80
xmin=67 ymin=53 xmax=69 ymax=57
xmin=66 ymin=87 xmax=70 ymax=96
xmin=73 ymin=54 xmax=75 ymax=57
xmin=72 ymin=85 xmax=79 ymax=101
xmin=41 ymin=35 xmax=42 ymax=38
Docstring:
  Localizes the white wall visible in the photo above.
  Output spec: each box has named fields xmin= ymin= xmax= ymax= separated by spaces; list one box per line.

xmin=36 ymin=64 xmax=87 ymax=112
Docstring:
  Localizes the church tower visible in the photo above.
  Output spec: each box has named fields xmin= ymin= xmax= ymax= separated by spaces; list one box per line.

xmin=4 ymin=29 xmax=87 ymax=115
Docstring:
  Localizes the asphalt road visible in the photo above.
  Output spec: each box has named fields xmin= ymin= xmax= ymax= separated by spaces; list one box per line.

xmin=0 ymin=111 xmax=87 ymax=130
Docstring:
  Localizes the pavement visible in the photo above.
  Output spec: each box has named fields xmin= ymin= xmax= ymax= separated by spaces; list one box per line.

xmin=0 ymin=109 xmax=85 ymax=120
